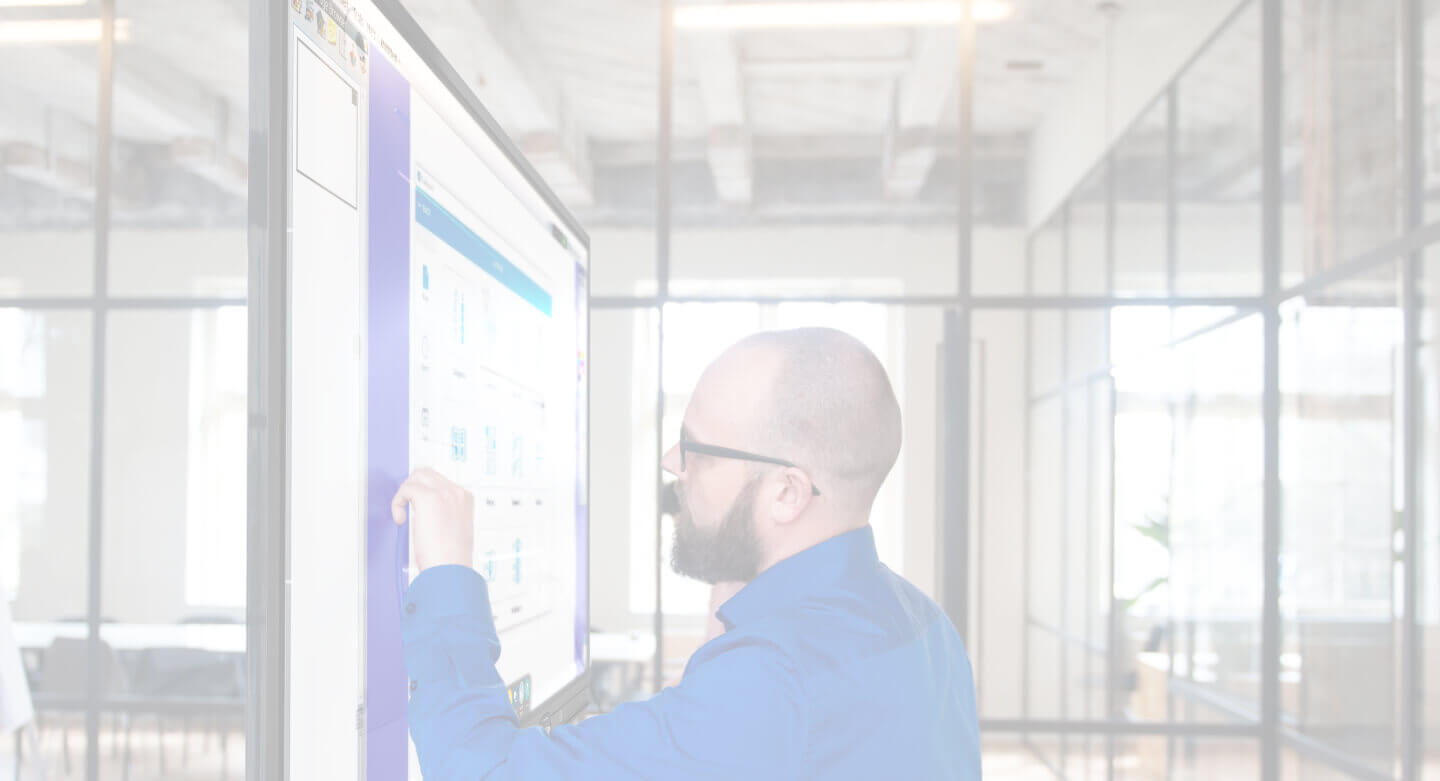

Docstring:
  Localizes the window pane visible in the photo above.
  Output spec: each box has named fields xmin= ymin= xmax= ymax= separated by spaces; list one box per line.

xmin=661 ymin=302 xmax=761 ymax=393
xmin=1174 ymin=3 xmax=1261 ymax=296
xmin=105 ymin=0 xmax=246 ymax=299
xmin=1 ymin=309 xmax=93 ymax=775
xmin=1028 ymin=395 xmax=1062 ymax=633
xmin=1032 ymin=213 xmax=1064 ymax=297
xmin=1115 ymin=738 xmax=1261 ymax=779
xmin=1422 ymin=248 xmax=1440 ymax=774
xmin=1281 ymin=0 xmax=1402 ymax=290
xmin=1278 ymin=263 xmax=1401 ymax=777
xmin=102 ymin=309 xmax=245 ymax=779
xmin=1114 ymin=97 xmax=1169 ymax=297
xmin=971 ymin=310 xmax=1027 ymax=721
xmin=585 ymin=307 xmax=660 ymax=705
xmin=0 ymin=10 xmax=98 ymax=297
xmin=1114 ymin=313 xmax=1264 ymax=725
xmin=1068 ymin=165 xmax=1108 ymax=297
xmin=1425 ymin=0 xmax=1440 ymax=224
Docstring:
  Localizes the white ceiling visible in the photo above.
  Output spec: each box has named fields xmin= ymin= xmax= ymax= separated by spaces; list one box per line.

xmin=0 ymin=0 xmax=1126 ymax=225
xmin=405 ymin=0 xmax=1118 ymax=142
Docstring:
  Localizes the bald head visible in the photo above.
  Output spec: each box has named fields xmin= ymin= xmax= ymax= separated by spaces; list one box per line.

xmin=699 ymin=327 xmax=902 ymax=507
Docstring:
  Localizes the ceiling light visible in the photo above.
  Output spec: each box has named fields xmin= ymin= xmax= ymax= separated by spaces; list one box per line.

xmin=674 ymin=2 xmax=1013 ymax=29
xmin=0 ymin=17 xmax=131 ymax=44
xmin=0 ymin=0 xmax=87 ymax=7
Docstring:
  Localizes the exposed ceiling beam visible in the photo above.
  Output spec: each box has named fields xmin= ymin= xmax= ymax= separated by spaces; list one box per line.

xmin=589 ymin=131 xmax=1026 ymax=167
xmin=882 ymin=28 xmax=957 ymax=198
xmin=687 ymin=31 xmax=753 ymax=204
xmin=742 ymin=57 xmax=910 ymax=80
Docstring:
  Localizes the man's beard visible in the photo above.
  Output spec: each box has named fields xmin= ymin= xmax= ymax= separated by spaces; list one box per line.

xmin=670 ymin=477 xmax=763 ymax=584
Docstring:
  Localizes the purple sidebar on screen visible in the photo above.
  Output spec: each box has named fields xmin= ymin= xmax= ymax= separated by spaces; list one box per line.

xmin=365 ymin=50 xmax=411 ymax=780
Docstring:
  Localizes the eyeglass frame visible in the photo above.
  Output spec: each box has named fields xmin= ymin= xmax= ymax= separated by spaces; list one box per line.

xmin=677 ymin=433 xmax=822 ymax=496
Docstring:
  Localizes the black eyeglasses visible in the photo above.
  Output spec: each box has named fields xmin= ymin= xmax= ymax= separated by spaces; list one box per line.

xmin=678 ymin=433 xmax=821 ymax=496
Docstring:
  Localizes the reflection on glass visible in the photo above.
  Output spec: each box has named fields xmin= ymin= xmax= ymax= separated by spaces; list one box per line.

xmin=1426 ymin=0 xmax=1440 ymax=225
xmin=1031 ymin=213 xmax=1064 ymax=297
xmin=1279 ymin=267 xmax=1402 ymax=775
xmin=106 ymin=0 xmax=246 ymax=298
xmin=94 ymin=309 xmax=245 ymax=777
xmin=0 ymin=309 xmax=93 ymax=775
xmin=0 ymin=10 xmax=97 ymax=297
xmin=1424 ymin=251 xmax=1440 ymax=776
xmin=1280 ymin=0 xmax=1401 ymax=291
xmin=1068 ymin=165 xmax=1107 ymax=297
xmin=1174 ymin=2 xmax=1261 ymax=296
xmin=1114 ymin=97 xmax=1169 ymax=297
xmin=1113 ymin=313 xmax=1263 ymax=725
xmin=585 ymin=307 xmax=660 ymax=702
xmin=1114 ymin=738 xmax=1262 ymax=779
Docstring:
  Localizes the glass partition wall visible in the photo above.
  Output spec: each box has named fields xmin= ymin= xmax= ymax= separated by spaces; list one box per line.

xmin=4 ymin=0 xmax=1437 ymax=778
xmin=970 ymin=0 xmax=1435 ymax=778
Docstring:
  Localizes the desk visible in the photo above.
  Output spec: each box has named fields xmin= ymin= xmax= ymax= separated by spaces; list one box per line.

xmin=13 ymin=623 xmax=245 ymax=781
xmin=589 ymin=632 xmax=657 ymax=710
xmin=590 ymin=631 xmax=656 ymax=664
xmin=13 ymin=622 xmax=245 ymax=654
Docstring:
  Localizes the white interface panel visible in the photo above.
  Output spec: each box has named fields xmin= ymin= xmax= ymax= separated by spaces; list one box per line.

xmin=285 ymin=1 xmax=589 ymax=778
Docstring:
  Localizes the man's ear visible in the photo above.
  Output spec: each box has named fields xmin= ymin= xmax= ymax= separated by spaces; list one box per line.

xmin=768 ymin=467 xmax=814 ymax=525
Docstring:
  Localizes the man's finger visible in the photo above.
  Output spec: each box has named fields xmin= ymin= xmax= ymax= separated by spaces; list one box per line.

xmin=391 ymin=476 xmax=423 ymax=526
xmin=394 ymin=467 xmax=450 ymax=524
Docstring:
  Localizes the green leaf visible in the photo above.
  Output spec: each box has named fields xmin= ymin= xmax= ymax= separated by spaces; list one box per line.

xmin=1120 ymin=575 xmax=1169 ymax=613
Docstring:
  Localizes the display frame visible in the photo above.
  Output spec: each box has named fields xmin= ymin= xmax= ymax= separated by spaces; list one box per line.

xmin=248 ymin=0 xmax=592 ymax=777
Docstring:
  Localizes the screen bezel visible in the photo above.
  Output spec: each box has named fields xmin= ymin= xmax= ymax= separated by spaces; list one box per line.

xmin=363 ymin=0 xmax=593 ymax=731
xmin=280 ymin=0 xmax=593 ymax=739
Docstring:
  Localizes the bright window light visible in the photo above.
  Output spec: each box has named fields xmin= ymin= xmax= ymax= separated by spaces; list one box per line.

xmin=0 ymin=17 xmax=131 ymax=44
xmin=0 ymin=0 xmax=87 ymax=6
xmin=674 ymin=1 xmax=1013 ymax=29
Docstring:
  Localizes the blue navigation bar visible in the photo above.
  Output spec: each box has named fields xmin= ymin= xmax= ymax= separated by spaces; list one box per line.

xmin=415 ymin=188 xmax=553 ymax=317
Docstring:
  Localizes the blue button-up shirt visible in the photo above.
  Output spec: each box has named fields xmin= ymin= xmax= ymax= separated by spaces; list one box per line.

xmin=402 ymin=525 xmax=981 ymax=779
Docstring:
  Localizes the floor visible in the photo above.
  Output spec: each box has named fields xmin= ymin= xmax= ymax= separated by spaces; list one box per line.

xmin=1 ymin=720 xmax=243 ymax=781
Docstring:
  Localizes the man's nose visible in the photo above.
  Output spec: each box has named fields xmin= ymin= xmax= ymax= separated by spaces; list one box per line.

xmin=660 ymin=443 xmax=681 ymax=477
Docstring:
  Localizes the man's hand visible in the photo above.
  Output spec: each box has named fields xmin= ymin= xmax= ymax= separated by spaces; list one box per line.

xmin=391 ymin=468 xmax=474 ymax=573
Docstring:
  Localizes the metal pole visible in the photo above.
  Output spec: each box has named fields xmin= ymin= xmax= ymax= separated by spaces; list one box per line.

xmin=1021 ymin=239 xmax=1034 ymax=746
xmin=974 ymin=339 xmax=987 ymax=705
xmin=1101 ymin=145 xmax=1115 ymax=781
xmin=85 ymin=2 xmax=116 ymax=778
xmin=956 ymin=0 xmax=974 ymax=299
xmin=938 ymin=0 xmax=976 ymax=649
xmin=941 ymin=309 xmax=971 ymax=643
xmin=652 ymin=0 xmax=674 ymax=694
xmin=1259 ymin=0 xmax=1283 ymax=778
xmin=1058 ymin=204 xmax=1070 ymax=772
xmin=1399 ymin=0 xmax=1422 ymax=777
xmin=1163 ymin=82 xmax=1179 ymax=781
xmin=247 ymin=0 xmax=289 ymax=775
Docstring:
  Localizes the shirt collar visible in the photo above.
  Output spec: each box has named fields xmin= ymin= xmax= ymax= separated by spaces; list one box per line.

xmin=716 ymin=525 xmax=880 ymax=631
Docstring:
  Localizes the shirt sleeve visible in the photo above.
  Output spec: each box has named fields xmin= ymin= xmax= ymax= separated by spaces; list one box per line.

xmin=402 ymin=565 xmax=808 ymax=781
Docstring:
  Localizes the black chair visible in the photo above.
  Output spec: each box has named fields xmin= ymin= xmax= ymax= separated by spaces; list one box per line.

xmin=128 ymin=646 xmax=245 ymax=778
xmin=30 ymin=636 xmax=129 ymax=776
xmin=178 ymin=614 xmax=241 ymax=626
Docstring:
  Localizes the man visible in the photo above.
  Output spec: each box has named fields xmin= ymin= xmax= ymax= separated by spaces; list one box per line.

xmin=393 ymin=327 xmax=981 ymax=779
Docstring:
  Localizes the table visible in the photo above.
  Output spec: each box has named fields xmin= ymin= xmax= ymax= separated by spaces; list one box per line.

xmin=12 ymin=622 xmax=245 ymax=654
